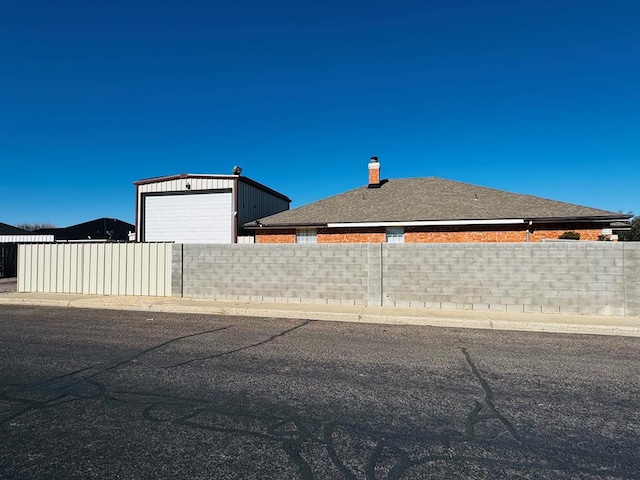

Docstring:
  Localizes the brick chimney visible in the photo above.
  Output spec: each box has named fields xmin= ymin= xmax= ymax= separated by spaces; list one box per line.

xmin=368 ymin=156 xmax=380 ymax=188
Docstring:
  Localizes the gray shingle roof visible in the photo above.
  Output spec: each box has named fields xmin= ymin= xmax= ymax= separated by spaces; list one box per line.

xmin=247 ymin=177 xmax=627 ymax=227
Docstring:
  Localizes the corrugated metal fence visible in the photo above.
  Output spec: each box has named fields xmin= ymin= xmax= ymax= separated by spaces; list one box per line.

xmin=18 ymin=243 xmax=172 ymax=296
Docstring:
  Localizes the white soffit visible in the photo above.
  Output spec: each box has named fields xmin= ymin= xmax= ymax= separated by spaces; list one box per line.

xmin=326 ymin=219 xmax=526 ymax=228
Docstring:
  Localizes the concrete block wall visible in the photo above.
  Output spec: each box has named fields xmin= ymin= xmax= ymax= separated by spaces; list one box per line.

xmin=172 ymin=242 xmax=640 ymax=316
xmin=174 ymin=243 xmax=370 ymax=305
xmin=383 ymin=242 xmax=628 ymax=315
xmin=624 ymin=243 xmax=640 ymax=316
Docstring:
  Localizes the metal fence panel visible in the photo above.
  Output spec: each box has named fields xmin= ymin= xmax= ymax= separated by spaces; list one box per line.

xmin=17 ymin=243 xmax=172 ymax=296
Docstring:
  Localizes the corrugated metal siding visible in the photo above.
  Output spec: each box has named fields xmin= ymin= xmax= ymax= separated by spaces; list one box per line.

xmin=237 ymin=181 xmax=290 ymax=228
xmin=137 ymin=178 xmax=236 ymax=241
xmin=18 ymin=243 xmax=172 ymax=296
xmin=0 ymin=235 xmax=55 ymax=243
xmin=138 ymin=178 xmax=235 ymax=194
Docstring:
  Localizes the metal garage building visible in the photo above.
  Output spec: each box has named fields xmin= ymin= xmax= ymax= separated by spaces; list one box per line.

xmin=134 ymin=172 xmax=290 ymax=243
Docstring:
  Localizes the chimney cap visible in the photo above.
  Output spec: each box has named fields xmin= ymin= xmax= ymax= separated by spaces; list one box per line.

xmin=369 ymin=156 xmax=378 ymax=163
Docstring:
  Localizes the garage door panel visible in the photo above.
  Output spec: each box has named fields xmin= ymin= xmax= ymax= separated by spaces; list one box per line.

xmin=144 ymin=193 xmax=232 ymax=243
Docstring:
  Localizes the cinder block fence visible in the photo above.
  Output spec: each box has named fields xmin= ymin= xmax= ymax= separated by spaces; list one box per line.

xmin=173 ymin=242 xmax=640 ymax=317
xmin=18 ymin=242 xmax=640 ymax=317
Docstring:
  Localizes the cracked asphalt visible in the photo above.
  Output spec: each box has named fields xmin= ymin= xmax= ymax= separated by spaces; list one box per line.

xmin=1 ymin=304 xmax=638 ymax=479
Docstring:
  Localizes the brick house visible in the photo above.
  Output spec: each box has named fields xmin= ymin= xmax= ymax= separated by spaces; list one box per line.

xmin=245 ymin=157 xmax=631 ymax=244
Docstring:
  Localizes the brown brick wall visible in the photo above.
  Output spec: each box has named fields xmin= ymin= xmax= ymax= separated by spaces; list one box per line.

xmin=254 ymin=229 xmax=296 ymax=243
xmin=529 ymin=229 xmax=602 ymax=242
xmin=255 ymin=227 xmax=387 ymax=243
xmin=254 ymin=224 xmax=608 ymax=243
xmin=405 ymin=224 xmax=606 ymax=243
xmin=318 ymin=228 xmax=386 ymax=243
xmin=527 ymin=223 xmax=606 ymax=241
xmin=405 ymin=229 xmax=526 ymax=243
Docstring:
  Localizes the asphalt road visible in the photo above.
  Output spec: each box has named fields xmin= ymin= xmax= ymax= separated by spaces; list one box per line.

xmin=0 ymin=305 xmax=638 ymax=479
xmin=0 ymin=277 xmax=16 ymax=294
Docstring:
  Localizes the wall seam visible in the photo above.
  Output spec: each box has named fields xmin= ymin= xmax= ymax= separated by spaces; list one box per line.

xmin=623 ymin=243 xmax=627 ymax=316
xmin=379 ymin=242 xmax=384 ymax=307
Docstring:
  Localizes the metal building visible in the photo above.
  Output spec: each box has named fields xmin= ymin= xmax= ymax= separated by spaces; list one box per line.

xmin=34 ymin=218 xmax=134 ymax=241
xmin=134 ymin=172 xmax=290 ymax=243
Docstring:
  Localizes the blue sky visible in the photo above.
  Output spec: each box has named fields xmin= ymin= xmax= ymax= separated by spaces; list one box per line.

xmin=1 ymin=0 xmax=639 ymax=227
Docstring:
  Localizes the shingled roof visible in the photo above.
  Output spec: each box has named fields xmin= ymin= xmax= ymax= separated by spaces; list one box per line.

xmin=246 ymin=177 xmax=628 ymax=228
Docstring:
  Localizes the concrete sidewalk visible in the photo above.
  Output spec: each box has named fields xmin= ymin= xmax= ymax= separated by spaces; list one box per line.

xmin=1 ymin=290 xmax=640 ymax=337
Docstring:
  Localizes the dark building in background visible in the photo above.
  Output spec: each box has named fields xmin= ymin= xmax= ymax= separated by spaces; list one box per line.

xmin=0 ymin=222 xmax=28 ymax=278
xmin=35 ymin=218 xmax=134 ymax=241
xmin=1 ymin=219 xmax=133 ymax=278
xmin=0 ymin=222 xmax=28 ymax=236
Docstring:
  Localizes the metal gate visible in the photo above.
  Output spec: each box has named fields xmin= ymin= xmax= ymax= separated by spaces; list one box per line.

xmin=0 ymin=243 xmax=17 ymax=278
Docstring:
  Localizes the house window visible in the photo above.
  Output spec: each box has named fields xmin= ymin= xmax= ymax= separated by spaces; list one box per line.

xmin=296 ymin=228 xmax=317 ymax=244
xmin=386 ymin=227 xmax=404 ymax=243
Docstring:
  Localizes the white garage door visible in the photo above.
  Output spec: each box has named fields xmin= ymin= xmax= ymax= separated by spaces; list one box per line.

xmin=144 ymin=192 xmax=233 ymax=243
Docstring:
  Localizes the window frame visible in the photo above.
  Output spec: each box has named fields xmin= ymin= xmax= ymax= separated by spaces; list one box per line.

xmin=296 ymin=228 xmax=317 ymax=244
xmin=386 ymin=227 xmax=404 ymax=243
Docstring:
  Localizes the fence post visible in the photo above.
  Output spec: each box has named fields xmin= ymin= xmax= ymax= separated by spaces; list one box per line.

xmin=367 ymin=243 xmax=383 ymax=307
xmin=172 ymin=243 xmax=184 ymax=298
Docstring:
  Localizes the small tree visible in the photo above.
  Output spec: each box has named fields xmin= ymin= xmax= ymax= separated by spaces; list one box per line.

xmin=618 ymin=215 xmax=640 ymax=241
xmin=559 ymin=231 xmax=580 ymax=240
xmin=16 ymin=223 xmax=56 ymax=232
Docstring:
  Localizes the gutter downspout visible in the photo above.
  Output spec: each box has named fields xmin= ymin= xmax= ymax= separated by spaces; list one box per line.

xmin=526 ymin=221 xmax=533 ymax=242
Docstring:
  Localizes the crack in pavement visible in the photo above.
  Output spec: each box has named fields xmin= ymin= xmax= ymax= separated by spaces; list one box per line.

xmin=461 ymin=347 xmax=523 ymax=445
xmin=0 ymin=325 xmax=233 ymax=425
xmin=1 ymin=321 xmax=312 ymax=425
xmin=162 ymin=320 xmax=314 ymax=368
xmin=30 ymin=325 xmax=232 ymax=391
xmin=1 ymin=331 xmax=637 ymax=478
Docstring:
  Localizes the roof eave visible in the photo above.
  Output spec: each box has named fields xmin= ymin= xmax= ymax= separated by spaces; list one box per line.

xmin=133 ymin=173 xmax=237 ymax=185
xmin=527 ymin=215 xmax=632 ymax=223
xmin=245 ymin=222 xmax=328 ymax=230
xmin=134 ymin=173 xmax=291 ymax=202
xmin=246 ymin=215 xmax=632 ymax=230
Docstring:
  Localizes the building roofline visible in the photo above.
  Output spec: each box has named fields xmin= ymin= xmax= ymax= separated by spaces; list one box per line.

xmin=133 ymin=173 xmax=233 ymax=185
xmin=245 ymin=215 xmax=631 ymax=230
xmin=133 ymin=173 xmax=291 ymax=202
xmin=245 ymin=222 xmax=327 ymax=230
xmin=526 ymin=215 xmax=632 ymax=223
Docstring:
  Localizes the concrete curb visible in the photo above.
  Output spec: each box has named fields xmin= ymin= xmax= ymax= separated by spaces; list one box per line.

xmin=1 ymin=294 xmax=640 ymax=337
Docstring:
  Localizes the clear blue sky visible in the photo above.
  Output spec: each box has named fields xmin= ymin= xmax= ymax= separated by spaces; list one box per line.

xmin=2 ymin=0 xmax=639 ymax=227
